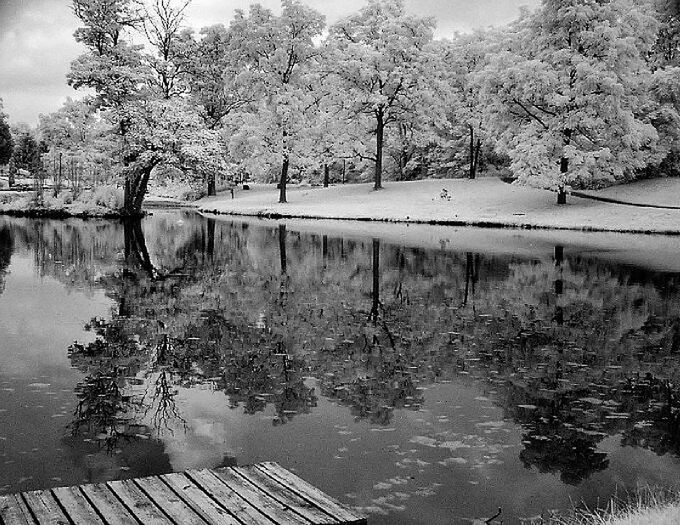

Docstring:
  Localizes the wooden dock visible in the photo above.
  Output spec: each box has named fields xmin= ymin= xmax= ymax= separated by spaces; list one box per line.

xmin=0 ymin=462 xmax=366 ymax=525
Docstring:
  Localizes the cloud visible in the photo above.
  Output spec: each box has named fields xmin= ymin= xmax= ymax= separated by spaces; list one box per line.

xmin=0 ymin=0 xmax=539 ymax=126
xmin=0 ymin=0 xmax=84 ymax=125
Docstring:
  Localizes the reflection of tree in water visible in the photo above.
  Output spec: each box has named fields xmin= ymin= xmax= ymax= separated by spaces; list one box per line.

xmin=0 ymin=223 xmax=13 ymax=294
xmin=7 ymin=214 xmax=680 ymax=486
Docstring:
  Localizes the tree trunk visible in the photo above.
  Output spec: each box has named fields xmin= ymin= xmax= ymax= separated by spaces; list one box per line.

xmin=342 ymin=159 xmax=346 ymax=184
xmin=207 ymin=173 xmax=216 ymax=197
xmin=469 ymin=125 xmax=476 ymax=180
xmin=279 ymin=155 xmax=289 ymax=204
xmin=557 ymin=156 xmax=568 ymax=205
xmin=124 ymin=176 xmax=132 ymax=214
xmin=374 ymin=108 xmax=384 ymax=190
xmin=131 ymin=165 xmax=153 ymax=213
xmin=323 ymin=164 xmax=329 ymax=188
xmin=398 ymin=123 xmax=407 ymax=181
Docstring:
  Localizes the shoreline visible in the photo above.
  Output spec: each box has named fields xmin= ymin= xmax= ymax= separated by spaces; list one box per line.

xmin=0 ymin=208 xmax=124 ymax=219
xmin=196 ymin=206 xmax=680 ymax=235
xmin=2 ymin=178 xmax=680 ymax=235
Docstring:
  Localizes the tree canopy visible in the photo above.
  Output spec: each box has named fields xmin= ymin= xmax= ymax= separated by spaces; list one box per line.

xmin=26 ymin=0 xmax=680 ymax=212
xmin=0 ymin=99 xmax=13 ymax=166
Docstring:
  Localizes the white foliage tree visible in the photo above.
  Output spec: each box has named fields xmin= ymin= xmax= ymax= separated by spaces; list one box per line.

xmin=478 ymin=0 xmax=662 ymax=203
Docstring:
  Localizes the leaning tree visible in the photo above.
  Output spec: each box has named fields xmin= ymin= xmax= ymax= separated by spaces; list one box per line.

xmin=68 ymin=0 xmax=224 ymax=215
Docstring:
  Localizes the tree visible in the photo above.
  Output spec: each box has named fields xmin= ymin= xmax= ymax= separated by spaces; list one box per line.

xmin=430 ymin=30 xmax=506 ymax=180
xmin=0 ymin=99 xmax=13 ymax=168
xmin=142 ymin=0 xmax=192 ymax=99
xmin=226 ymin=1 xmax=325 ymax=203
xmin=478 ymin=0 xmax=662 ymax=204
xmin=11 ymin=132 xmax=42 ymax=176
xmin=181 ymin=24 xmax=255 ymax=195
xmin=647 ymin=0 xmax=680 ymax=177
xmin=328 ymin=0 xmax=435 ymax=190
xmin=68 ymin=0 xmax=224 ymax=214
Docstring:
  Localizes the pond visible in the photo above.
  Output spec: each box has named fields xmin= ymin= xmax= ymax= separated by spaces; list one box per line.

xmin=1 ymin=211 xmax=680 ymax=524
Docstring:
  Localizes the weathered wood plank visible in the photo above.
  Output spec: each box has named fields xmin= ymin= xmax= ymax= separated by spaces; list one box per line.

xmin=160 ymin=473 xmax=241 ymax=525
xmin=0 ymin=494 xmax=35 ymax=525
xmin=51 ymin=486 xmax=105 ymax=525
xmin=234 ymin=467 xmax=338 ymax=525
xmin=79 ymin=484 xmax=138 ymax=525
xmin=4 ymin=464 xmax=363 ymax=525
xmin=107 ymin=479 xmax=173 ymax=525
xmin=185 ymin=469 xmax=275 ymax=525
xmin=21 ymin=491 xmax=69 ymax=525
xmin=212 ymin=468 xmax=309 ymax=525
xmin=256 ymin=463 xmax=366 ymax=525
xmin=133 ymin=475 xmax=206 ymax=525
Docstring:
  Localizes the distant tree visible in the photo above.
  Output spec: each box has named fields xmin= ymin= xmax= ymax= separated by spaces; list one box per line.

xmin=0 ymin=101 xmax=13 ymax=167
xmin=478 ymin=0 xmax=662 ymax=203
xmin=647 ymin=0 xmax=680 ymax=177
xmin=327 ymin=0 xmax=435 ymax=190
xmin=651 ymin=0 xmax=680 ymax=68
xmin=181 ymin=24 xmax=254 ymax=195
xmin=12 ymin=132 xmax=42 ymax=176
xmin=431 ymin=29 xmax=507 ymax=180
xmin=226 ymin=0 xmax=325 ymax=203
xmin=7 ymin=158 xmax=17 ymax=187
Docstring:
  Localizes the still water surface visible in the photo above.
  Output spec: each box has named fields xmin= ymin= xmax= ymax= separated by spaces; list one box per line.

xmin=1 ymin=212 xmax=680 ymax=524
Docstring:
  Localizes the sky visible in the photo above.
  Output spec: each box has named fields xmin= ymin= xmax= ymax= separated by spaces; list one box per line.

xmin=0 ymin=0 xmax=540 ymax=126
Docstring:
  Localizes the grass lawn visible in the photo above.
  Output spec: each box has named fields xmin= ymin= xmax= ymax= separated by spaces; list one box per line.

xmin=196 ymin=178 xmax=680 ymax=234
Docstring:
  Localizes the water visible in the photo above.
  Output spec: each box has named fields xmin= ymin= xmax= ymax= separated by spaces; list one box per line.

xmin=1 ymin=212 xmax=680 ymax=524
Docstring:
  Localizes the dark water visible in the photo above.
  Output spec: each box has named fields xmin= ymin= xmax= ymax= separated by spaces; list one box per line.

xmin=1 ymin=212 xmax=680 ymax=524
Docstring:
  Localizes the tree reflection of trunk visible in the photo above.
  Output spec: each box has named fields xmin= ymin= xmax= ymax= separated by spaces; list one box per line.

xmin=206 ymin=218 xmax=216 ymax=261
xmin=463 ymin=252 xmax=479 ymax=309
xmin=0 ymin=224 xmax=14 ymax=295
xmin=279 ymin=224 xmax=287 ymax=276
xmin=278 ymin=224 xmax=288 ymax=302
xmin=394 ymin=248 xmax=406 ymax=303
xmin=123 ymin=220 xmax=156 ymax=278
xmin=554 ymin=246 xmax=564 ymax=325
xmin=322 ymin=235 xmax=328 ymax=270
xmin=370 ymin=239 xmax=380 ymax=324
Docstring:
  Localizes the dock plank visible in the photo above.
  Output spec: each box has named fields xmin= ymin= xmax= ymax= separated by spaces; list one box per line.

xmin=134 ymin=475 xmax=206 ymax=525
xmin=79 ymin=484 xmax=138 ymax=525
xmin=0 ymin=494 xmax=34 ymax=525
xmin=212 ymin=468 xmax=309 ymax=525
xmin=185 ymin=469 xmax=275 ymax=525
xmin=51 ymin=486 xmax=104 ymax=525
xmin=256 ymin=463 xmax=366 ymax=525
xmin=1 ymin=464 xmax=365 ymax=525
xmin=21 ymin=491 xmax=68 ymax=525
xmin=234 ymin=467 xmax=338 ymax=525
xmin=160 ymin=473 xmax=240 ymax=525
xmin=107 ymin=479 xmax=173 ymax=525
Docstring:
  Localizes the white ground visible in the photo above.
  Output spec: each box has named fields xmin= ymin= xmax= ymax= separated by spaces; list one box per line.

xmin=196 ymin=178 xmax=680 ymax=234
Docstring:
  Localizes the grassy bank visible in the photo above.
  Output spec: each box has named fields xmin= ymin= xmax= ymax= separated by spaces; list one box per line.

xmin=541 ymin=489 xmax=680 ymax=525
xmin=196 ymin=178 xmax=680 ymax=234
xmin=0 ymin=186 xmax=127 ymax=218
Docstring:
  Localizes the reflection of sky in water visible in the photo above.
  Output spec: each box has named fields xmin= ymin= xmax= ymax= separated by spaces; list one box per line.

xmin=1 ymin=214 xmax=680 ymax=525
xmin=0 ymin=255 xmax=110 ymax=376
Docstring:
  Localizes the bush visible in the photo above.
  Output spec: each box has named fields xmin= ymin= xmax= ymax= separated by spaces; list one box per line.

xmin=93 ymin=185 xmax=124 ymax=209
